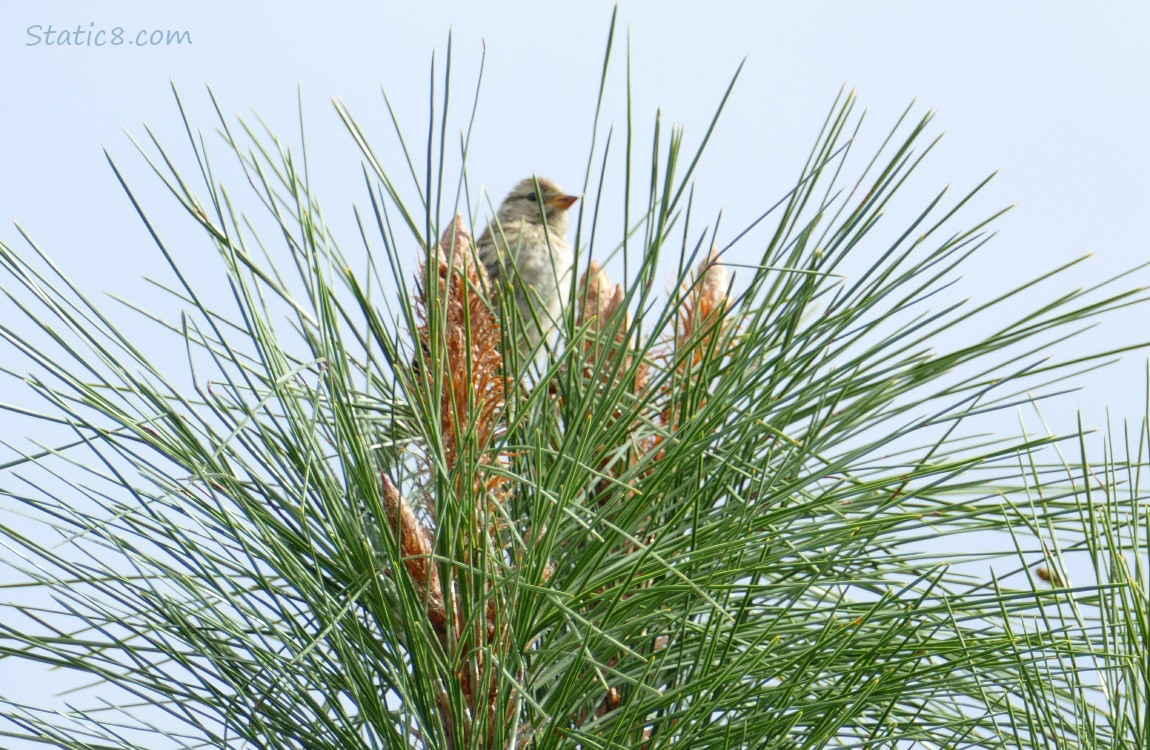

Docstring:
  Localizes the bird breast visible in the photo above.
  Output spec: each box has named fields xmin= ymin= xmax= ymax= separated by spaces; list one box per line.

xmin=498 ymin=221 xmax=571 ymax=313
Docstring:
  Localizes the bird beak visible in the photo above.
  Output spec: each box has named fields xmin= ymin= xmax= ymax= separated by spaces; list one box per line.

xmin=550 ymin=194 xmax=579 ymax=211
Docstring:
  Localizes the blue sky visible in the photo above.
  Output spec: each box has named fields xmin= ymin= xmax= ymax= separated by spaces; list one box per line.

xmin=1 ymin=1 xmax=1149 ymax=740
xmin=3 ymin=2 xmax=1147 ymax=433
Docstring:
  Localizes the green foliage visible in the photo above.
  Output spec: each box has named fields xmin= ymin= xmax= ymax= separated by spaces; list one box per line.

xmin=1 ymin=17 xmax=1147 ymax=750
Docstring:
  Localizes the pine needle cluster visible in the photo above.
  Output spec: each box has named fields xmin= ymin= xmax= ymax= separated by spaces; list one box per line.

xmin=0 ymin=20 xmax=1147 ymax=750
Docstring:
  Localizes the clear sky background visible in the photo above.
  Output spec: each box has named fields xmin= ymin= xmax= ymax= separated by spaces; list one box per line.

xmin=1 ymin=0 xmax=1148 ymax=741
xmin=2 ymin=1 xmax=1148 ymax=430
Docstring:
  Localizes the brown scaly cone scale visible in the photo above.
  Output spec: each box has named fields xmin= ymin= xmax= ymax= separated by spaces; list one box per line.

xmin=380 ymin=472 xmax=446 ymax=628
xmin=578 ymin=261 xmax=626 ymax=366
xmin=415 ymin=214 xmax=507 ymax=485
xmin=577 ymin=261 xmax=651 ymax=392
xmin=575 ymin=261 xmax=650 ymax=505
xmin=657 ymin=247 xmax=731 ymax=446
xmin=392 ymin=215 xmax=521 ymax=749
xmin=678 ymin=247 xmax=731 ymax=371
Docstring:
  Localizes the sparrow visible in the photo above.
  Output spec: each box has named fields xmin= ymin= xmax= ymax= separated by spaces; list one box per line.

xmin=476 ymin=177 xmax=578 ymax=352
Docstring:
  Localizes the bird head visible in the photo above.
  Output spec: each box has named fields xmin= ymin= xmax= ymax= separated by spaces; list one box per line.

xmin=498 ymin=177 xmax=579 ymax=231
